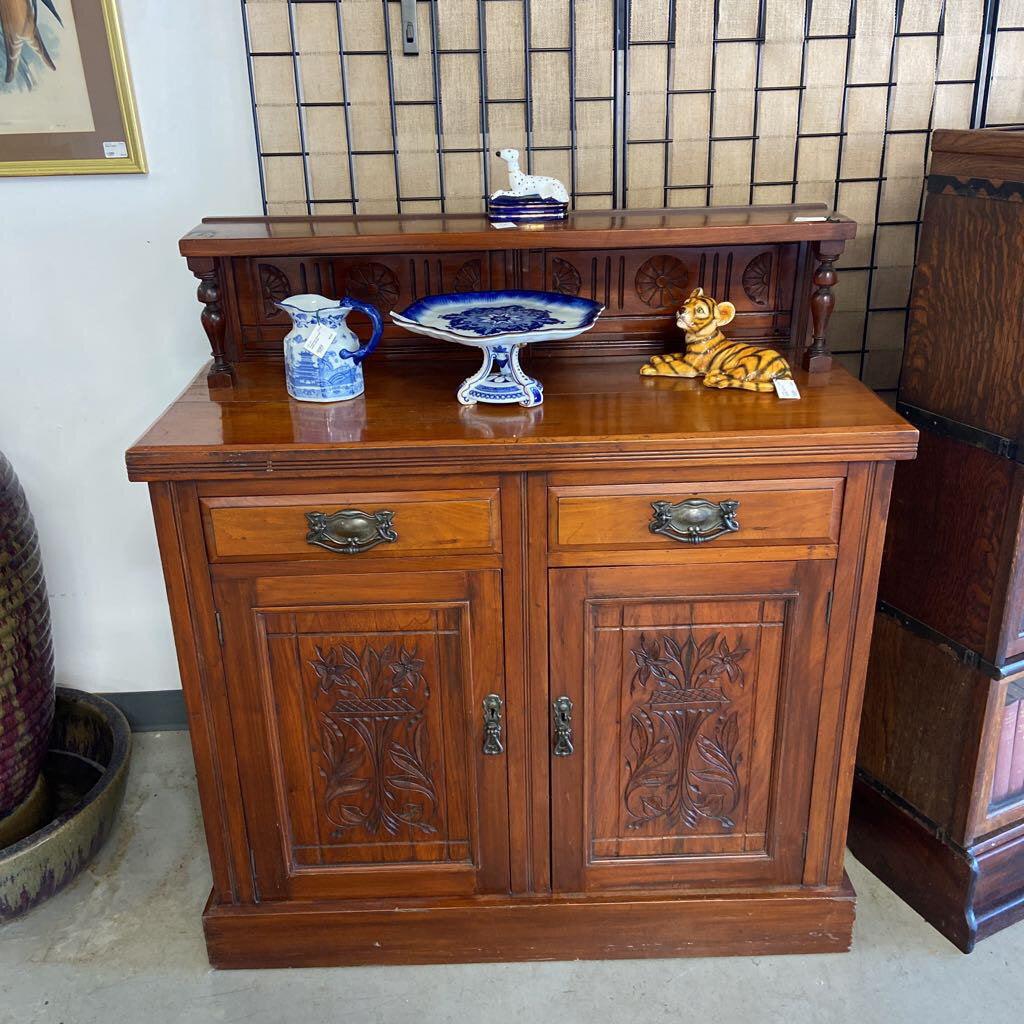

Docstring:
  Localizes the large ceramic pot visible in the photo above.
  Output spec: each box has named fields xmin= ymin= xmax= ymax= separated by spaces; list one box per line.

xmin=0 ymin=452 xmax=55 ymax=823
xmin=0 ymin=688 xmax=130 ymax=921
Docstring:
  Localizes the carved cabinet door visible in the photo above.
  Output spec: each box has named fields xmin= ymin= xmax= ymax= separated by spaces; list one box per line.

xmin=549 ymin=560 xmax=832 ymax=892
xmin=214 ymin=569 xmax=510 ymax=901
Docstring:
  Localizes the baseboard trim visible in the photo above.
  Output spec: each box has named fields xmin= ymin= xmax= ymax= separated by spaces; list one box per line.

xmin=98 ymin=690 xmax=187 ymax=732
xmin=202 ymin=877 xmax=857 ymax=968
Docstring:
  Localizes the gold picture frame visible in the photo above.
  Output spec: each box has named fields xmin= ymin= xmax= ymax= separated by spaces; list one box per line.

xmin=0 ymin=0 xmax=145 ymax=176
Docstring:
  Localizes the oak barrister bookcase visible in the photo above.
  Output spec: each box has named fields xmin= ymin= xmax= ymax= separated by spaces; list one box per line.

xmin=850 ymin=130 xmax=1024 ymax=951
xmin=127 ymin=207 xmax=916 ymax=967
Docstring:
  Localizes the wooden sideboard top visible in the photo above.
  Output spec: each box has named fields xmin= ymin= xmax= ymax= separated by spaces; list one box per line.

xmin=126 ymin=357 xmax=916 ymax=480
xmin=180 ymin=204 xmax=856 ymax=257
xmin=928 ymin=128 xmax=1024 ymax=184
xmin=931 ymin=128 xmax=1024 ymax=160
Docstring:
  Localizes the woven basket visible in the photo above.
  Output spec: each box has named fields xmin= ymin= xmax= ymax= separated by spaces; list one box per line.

xmin=0 ymin=452 xmax=55 ymax=819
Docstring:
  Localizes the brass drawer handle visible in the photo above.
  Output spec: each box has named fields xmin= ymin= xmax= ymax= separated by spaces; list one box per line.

xmin=305 ymin=508 xmax=397 ymax=554
xmin=482 ymin=694 xmax=504 ymax=755
xmin=649 ymin=498 xmax=740 ymax=545
xmin=552 ymin=696 xmax=574 ymax=757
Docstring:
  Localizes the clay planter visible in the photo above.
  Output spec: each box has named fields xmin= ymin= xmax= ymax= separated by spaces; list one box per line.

xmin=0 ymin=688 xmax=131 ymax=921
xmin=0 ymin=451 xmax=55 ymax=826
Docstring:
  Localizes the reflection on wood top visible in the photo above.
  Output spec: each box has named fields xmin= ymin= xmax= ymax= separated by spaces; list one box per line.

xmin=180 ymin=205 xmax=856 ymax=257
xmin=127 ymin=357 xmax=916 ymax=480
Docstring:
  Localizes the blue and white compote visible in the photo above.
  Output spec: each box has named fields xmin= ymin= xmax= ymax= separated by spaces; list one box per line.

xmin=391 ymin=290 xmax=604 ymax=407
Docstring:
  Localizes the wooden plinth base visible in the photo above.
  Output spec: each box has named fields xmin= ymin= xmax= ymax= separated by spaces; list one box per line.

xmin=202 ymin=879 xmax=856 ymax=968
xmin=802 ymin=351 xmax=833 ymax=373
xmin=848 ymin=774 xmax=1024 ymax=952
xmin=205 ymin=364 xmax=235 ymax=389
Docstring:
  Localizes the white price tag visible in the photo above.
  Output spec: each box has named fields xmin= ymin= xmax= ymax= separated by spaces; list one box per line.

xmin=774 ymin=377 xmax=801 ymax=400
xmin=302 ymin=324 xmax=336 ymax=358
xmin=490 ymin=221 xmax=516 ymax=229
xmin=793 ymin=215 xmax=827 ymax=222
xmin=103 ymin=141 xmax=128 ymax=158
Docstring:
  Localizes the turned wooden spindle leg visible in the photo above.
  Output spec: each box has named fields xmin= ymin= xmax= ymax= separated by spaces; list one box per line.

xmin=188 ymin=257 xmax=235 ymax=388
xmin=803 ymin=241 xmax=843 ymax=374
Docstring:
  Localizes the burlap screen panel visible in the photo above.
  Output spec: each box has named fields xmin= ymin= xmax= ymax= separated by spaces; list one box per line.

xmin=243 ymin=0 xmax=1023 ymax=390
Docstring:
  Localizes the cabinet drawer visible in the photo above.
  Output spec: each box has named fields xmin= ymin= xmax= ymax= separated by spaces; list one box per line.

xmin=201 ymin=488 xmax=501 ymax=562
xmin=549 ymin=478 xmax=843 ymax=554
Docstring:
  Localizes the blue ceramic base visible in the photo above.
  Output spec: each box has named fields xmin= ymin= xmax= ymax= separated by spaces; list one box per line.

xmin=487 ymin=193 xmax=568 ymax=224
xmin=456 ymin=343 xmax=543 ymax=408
xmin=286 ymin=349 xmax=365 ymax=403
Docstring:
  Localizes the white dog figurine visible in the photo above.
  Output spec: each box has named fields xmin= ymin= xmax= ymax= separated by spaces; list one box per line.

xmin=492 ymin=148 xmax=569 ymax=203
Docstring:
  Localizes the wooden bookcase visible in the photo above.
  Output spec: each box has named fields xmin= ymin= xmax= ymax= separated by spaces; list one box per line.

xmin=849 ymin=130 xmax=1024 ymax=952
xmin=127 ymin=206 xmax=917 ymax=967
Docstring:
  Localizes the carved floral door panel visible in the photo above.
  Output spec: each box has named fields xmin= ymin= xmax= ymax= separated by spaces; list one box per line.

xmin=215 ymin=570 xmax=510 ymax=901
xmin=550 ymin=561 xmax=832 ymax=893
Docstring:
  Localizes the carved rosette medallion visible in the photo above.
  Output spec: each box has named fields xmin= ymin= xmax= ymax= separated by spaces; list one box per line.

xmin=344 ymin=262 xmax=400 ymax=309
xmin=310 ymin=642 xmax=438 ymax=838
xmin=259 ymin=263 xmax=292 ymax=318
xmin=741 ymin=252 xmax=773 ymax=306
xmin=551 ymin=257 xmax=582 ymax=296
xmin=453 ymin=258 xmax=483 ymax=292
xmin=634 ymin=255 xmax=689 ymax=308
xmin=624 ymin=630 xmax=746 ymax=831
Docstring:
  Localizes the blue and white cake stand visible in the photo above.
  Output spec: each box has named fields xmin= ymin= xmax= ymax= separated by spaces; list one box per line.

xmin=391 ymin=290 xmax=603 ymax=407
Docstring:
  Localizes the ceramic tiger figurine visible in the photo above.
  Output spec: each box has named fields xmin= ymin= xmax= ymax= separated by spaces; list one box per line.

xmin=640 ymin=288 xmax=793 ymax=393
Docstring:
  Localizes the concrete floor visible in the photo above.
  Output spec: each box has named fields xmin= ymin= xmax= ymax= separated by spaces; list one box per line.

xmin=2 ymin=734 xmax=1023 ymax=1024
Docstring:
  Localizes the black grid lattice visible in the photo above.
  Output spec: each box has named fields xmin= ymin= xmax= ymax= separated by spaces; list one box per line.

xmin=241 ymin=0 xmax=1023 ymax=392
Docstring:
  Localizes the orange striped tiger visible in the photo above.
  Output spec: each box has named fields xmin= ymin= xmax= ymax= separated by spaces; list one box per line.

xmin=640 ymin=287 xmax=793 ymax=393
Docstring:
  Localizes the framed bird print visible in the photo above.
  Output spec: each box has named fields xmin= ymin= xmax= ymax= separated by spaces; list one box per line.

xmin=0 ymin=0 xmax=144 ymax=176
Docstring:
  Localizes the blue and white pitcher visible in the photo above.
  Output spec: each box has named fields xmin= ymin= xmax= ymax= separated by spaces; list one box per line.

xmin=276 ymin=294 xmax=383 ymax=402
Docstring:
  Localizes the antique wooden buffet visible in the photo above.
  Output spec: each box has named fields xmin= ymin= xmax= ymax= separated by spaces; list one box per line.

xmin=127 ymin=207 xmax=917 ymax=967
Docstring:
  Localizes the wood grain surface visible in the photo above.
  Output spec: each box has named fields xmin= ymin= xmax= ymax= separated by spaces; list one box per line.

xmin=127 ymin=358 xmax=916 ymax=481
xmin=201 ymin=488 xmax=500 ymax=561
xmin=180 ymin=206 xmax=856 ymax=257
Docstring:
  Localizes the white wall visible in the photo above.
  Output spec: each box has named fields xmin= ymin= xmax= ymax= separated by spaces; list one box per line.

xmin=0 ymin=1 xmax=262 ymax=693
